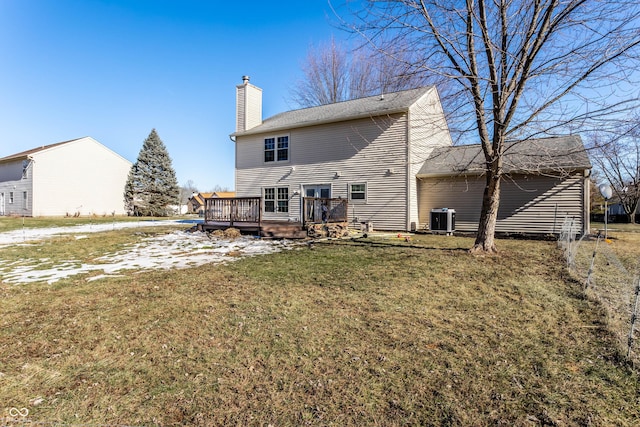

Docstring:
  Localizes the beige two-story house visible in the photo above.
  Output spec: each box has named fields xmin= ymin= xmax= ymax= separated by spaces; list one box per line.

xmin=231 ymin=76 xmax=452 ymax=231
xmin=229 ymin=77 xmax=591 ymax=235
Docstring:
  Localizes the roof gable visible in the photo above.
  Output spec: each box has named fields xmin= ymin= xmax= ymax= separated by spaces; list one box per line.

xmin=232 ymin=86 xmax=434 ymax=137
xmin=418 ymin=135 xmax=591 ymax=177
xmin=0 ymin=137 xmax=85 ymax=162
xmin=0 ymin=137 xmax=131 ymax=167
xmin=212 ymin=191 xmax=236 ymax=198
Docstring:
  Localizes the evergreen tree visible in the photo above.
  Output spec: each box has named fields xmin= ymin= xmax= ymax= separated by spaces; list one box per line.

xmin=124 ymin=129 xmax=179 ymax=216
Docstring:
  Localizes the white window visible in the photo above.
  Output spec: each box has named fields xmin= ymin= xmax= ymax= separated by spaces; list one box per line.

xmin=23 ymin=191 xmax=28 ymax=209
xmin=9 ymin=192 xmax=14 ymax=204
xmin=349 ymin=183 xmax=367 ymax=201
xmin=264 ymin=136 xmax=289 ymax=163
xmin=264 ymin=187 xmax=289 ymax=213
xmin=264 ymin=138 xmax=275 ymax=162
xmin=22 ymin=160 xmax=29 ymax=179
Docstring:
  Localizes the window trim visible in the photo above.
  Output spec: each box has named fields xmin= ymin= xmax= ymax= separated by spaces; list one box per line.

xmin=264 ymin=186 xmax=289 ymax=213
xmin=348 ymin=182 xmax=367 ymax=203
xmin=263 ymin=134 xmax=290 ymax=164
xmin=9 ymin=191 xmax=14 ymax=204
xmin=22 ymin=160 xmax=29 ymax=179
xmin=264 ymin=187 xmax=275 ymax=212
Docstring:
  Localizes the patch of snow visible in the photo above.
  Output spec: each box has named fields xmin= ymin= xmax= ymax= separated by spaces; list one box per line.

xmin=0 ymin=221 xmax=299 ymax=284
xmin=0 ymin=220 xmax=180 ymax=247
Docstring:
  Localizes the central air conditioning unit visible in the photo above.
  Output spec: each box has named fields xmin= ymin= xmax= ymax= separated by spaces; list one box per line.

xmin=430 ymin=208 xmax=455 ymax=235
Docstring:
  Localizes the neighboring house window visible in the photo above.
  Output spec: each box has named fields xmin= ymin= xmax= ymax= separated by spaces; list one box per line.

xmin=22 ymin=160 xmax=29 ymax=179
xmin=23 ymin=191 xmax=27 ymax=209
xmin=350 ymin=183 xmax=367 ymax=201
xmin=264 ymin=187 xmax=289 ymax=213
xmin=264 ymin=136 xmax=289 ymax=163
xmin=9 ymin=192 xmax=14 ymax=204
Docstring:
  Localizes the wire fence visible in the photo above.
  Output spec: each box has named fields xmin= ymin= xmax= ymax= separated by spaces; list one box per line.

xmin=558 ymin=217 xmax=640 ymax=366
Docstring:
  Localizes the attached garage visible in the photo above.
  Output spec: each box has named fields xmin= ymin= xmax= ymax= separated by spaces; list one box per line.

xmin=417 ymin=136 xmax=591 ymax=236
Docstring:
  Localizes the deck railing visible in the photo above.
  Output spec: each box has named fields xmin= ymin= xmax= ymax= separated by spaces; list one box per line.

xmin=204 ymin=197 xmax=261 ymax=226
xmin=303 ymin=197 xmax=348 ymax=224
xmin=204 ymin=196 xmax=347 ymax=229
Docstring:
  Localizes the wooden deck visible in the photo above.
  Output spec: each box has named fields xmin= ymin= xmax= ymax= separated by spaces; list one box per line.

xmin=198 ymin=219 xmax=307 ymax=239
xmin=198 ymin=196 xmax=348 ymax=239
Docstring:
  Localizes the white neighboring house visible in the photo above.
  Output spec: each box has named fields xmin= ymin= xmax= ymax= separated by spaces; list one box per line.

xmin=0 ymin=137 xmax=132 ymax=217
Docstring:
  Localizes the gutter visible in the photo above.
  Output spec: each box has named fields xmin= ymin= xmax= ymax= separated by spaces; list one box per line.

xmin=416 ymin=166 xmax=591 ymax=179
xmin=230 ymin=108 xmax=410 ymax=138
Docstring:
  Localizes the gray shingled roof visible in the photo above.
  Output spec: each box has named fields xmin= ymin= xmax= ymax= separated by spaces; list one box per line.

xmin=0 ymin=138 xmax=83 ymax=162
xmin=232 ymin=86 xmax=434 ymax=137
xmin=418 ymin=135 xmax=591 ymax=177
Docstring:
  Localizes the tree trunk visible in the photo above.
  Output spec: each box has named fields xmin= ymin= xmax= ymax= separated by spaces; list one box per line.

xmin=471 ymin=170 xmax=501 ymax=254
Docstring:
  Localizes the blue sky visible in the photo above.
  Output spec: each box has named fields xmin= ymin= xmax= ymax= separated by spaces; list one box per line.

xmin=0 ymin=0 xmax=349 ymax=191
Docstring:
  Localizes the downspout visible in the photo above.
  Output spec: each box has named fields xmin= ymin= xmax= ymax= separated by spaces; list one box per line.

xmin=229 ymin=135 xmax=237 ymax=198
xmin=26 ymin=155 xmax=35 ymax=217
xmin=584 ymin=169 xmax=591 ymax=235
xmin=405 ymin=109 xmax=411 ymax=232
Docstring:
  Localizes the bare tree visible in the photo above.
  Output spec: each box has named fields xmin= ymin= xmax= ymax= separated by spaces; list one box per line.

xmin=179 ymin=179 xmax=199 ymax=205
xmin=290 ymin=37 xmax=349 ymax=107
xmin=289 ymin=36 xmax=430 ymax=107
xmin=209 ymin=184 xmax=231 ymax=193
xmin=590 ymin=122 xmax=640 ymax=223
xmin=340 ymin=0 xmax=640 ymax=252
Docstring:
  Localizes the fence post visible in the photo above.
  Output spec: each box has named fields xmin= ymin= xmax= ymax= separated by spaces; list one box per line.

xmin=627 ymin=276 xmax=640 ymax=360
xmin=584 ymin=232 xmax=601 ymax=290
xmin=562 ymin=217 xmax=577 ymax=268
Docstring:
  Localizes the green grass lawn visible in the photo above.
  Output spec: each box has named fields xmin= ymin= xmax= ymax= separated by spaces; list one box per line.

xmin=591 ymin=220 xmax=640 ymax=234
xmin=1 ymin=230 xmax=639 ymax=425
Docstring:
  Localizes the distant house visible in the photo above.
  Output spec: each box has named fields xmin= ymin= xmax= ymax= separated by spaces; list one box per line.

xmin=189 ymin=191 xmax=235 ymax=215
xmin=189 ymin=192 xmax=213 ymax=214
xmin=605 ymin=196 xmax=640 ymax=223
xmin=0 ymin=137 xmax=132 ymax=217
xmin=226 ymin=76 xmax=591 ymax=235
xmin=607 ymin=202 xmax=638 ymax=217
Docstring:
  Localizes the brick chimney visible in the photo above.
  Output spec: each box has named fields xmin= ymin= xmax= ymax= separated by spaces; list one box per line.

xmin=236 ymin=76 xmax=262 ymax=133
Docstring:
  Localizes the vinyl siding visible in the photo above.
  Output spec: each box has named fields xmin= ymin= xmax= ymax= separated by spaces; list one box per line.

xmin=245 ymin=86 xmax=262 ymax=130
xmin=0 ymin=159 xmax=33 ymax=216
xmin=418 ymin=173 xmax=586 ymax=234
xmin=0 ymin=159 xmax=24 ymax=181
xmin=408 ymin=88 xmax=453 ymax=230
xmin=236 ymin=83 xmax=262 ymax=132
xmin=236 ymin=88 xmax=246 ymax=133
xmin=30 ymin=137 xmax=132 ymax=216
xmin=235 ymin=114 xmax=410 ymax=230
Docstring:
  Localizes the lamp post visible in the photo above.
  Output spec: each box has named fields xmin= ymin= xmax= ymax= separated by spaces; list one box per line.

xmin=599 ymin=183 xmax=613 ymax=239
